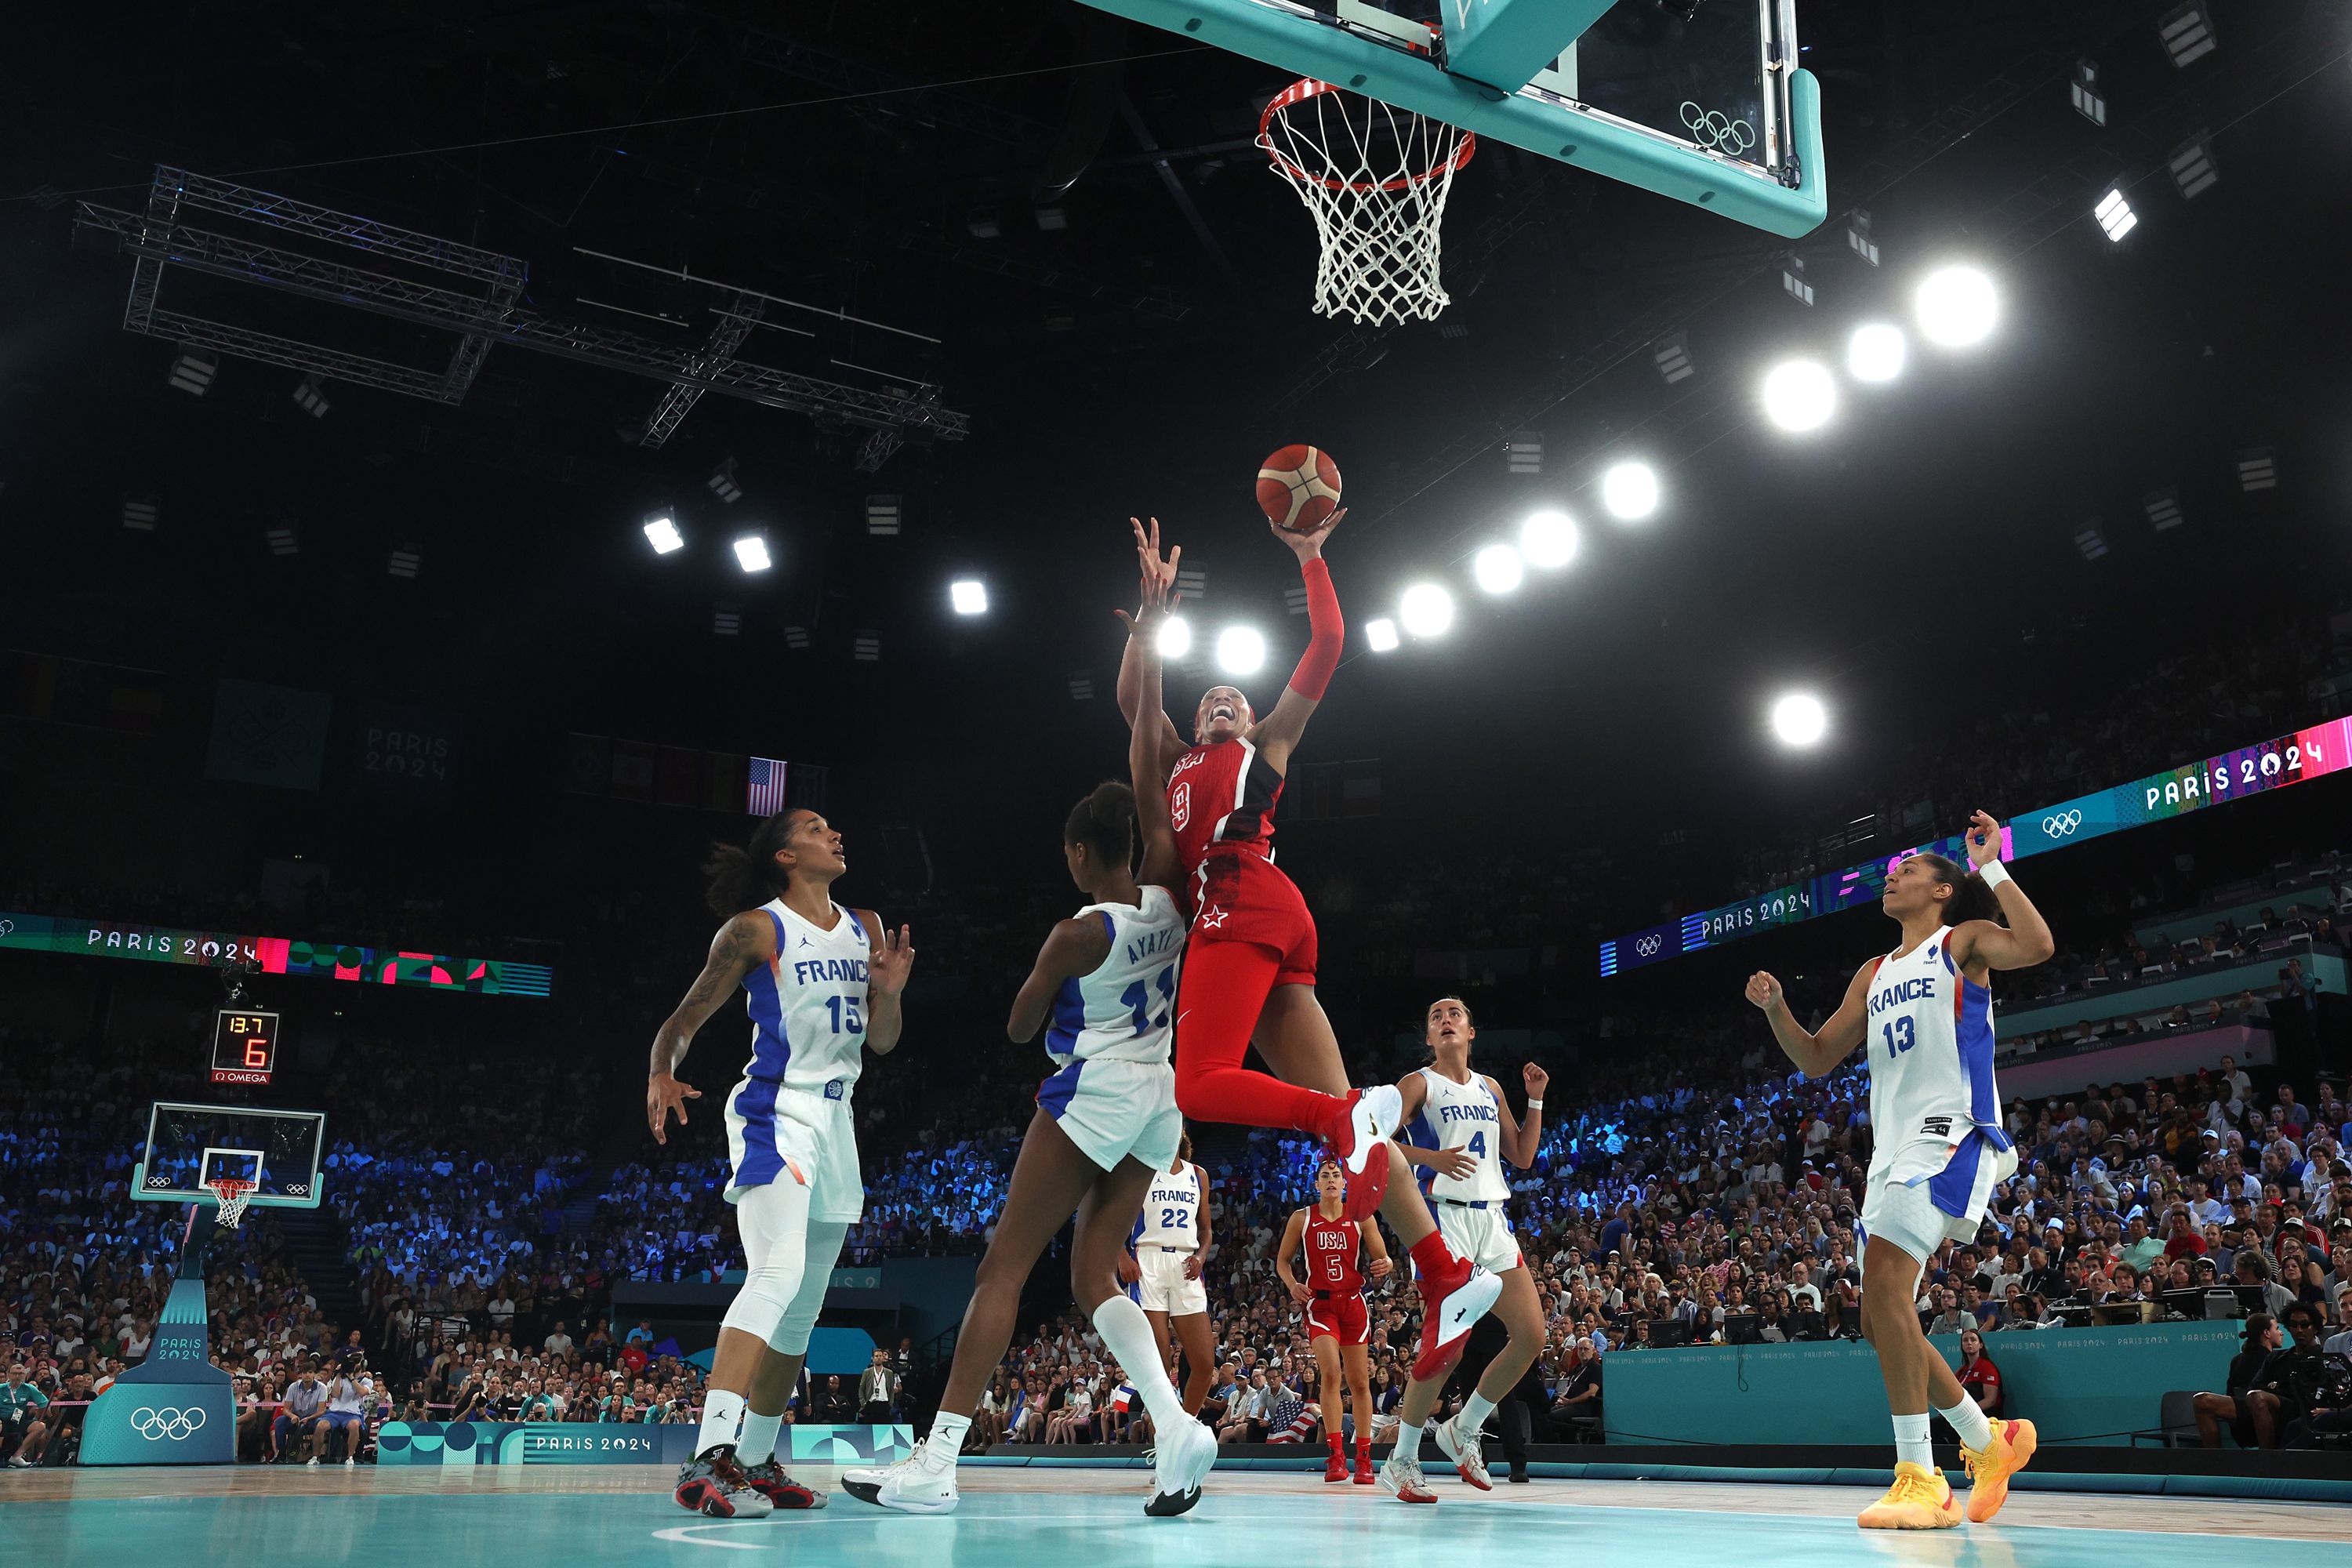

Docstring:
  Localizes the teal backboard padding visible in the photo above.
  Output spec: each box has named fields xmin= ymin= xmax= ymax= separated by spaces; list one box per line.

xmin=1071 ymin=0 xmax=1827 ymax=237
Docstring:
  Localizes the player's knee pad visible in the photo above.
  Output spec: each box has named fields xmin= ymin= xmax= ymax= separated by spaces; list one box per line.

xmin=721 ymin=1254 xmax=805 ymax=1345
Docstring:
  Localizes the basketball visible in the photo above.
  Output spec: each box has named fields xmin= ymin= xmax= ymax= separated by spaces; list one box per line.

xmin=1255 ymin=444 xmax=1343 ymax=533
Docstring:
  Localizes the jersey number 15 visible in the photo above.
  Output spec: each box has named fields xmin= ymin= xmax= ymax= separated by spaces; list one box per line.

xmin=825 ymin=996 xmax=865 ymax=1036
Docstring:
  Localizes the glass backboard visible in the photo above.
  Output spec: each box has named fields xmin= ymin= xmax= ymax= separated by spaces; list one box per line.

xmin=133 ymin=1101 xmax=327 ymax=1208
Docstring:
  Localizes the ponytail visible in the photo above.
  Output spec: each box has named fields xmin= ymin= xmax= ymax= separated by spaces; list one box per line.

xmin=704 ymin=809 xmax=808 ymax=916
xmin=1063 ymin=780 xmax=1137 ymax=870
xmin=1915 ymin=852 xmax=2002 ymax=927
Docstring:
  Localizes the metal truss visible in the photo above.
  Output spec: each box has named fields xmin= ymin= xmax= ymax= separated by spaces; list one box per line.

xmin=78 ymin=168 xmax=967 ymax=461
xmin=638 ymin=293 xmax=765 ymax=448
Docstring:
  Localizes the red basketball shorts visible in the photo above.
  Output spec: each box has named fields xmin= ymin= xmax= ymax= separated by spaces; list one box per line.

xmin=1191 ymin=848 xmax=1318 ymax=985
xmin=1305 ymin=1292 xmax=1370 ymax=1346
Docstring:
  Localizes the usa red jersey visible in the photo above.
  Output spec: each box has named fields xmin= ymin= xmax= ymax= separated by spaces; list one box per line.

xmin=1167 ymin=737 xmax=1284 ymax=875
xmin=1302 ymin=1207 xmax=1363 ymax=1293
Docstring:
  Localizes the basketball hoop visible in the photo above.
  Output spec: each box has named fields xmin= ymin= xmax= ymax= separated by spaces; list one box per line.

xmin=1258 ymin=78 xmax=1476 ymax=326
xmin=204 ymin=1176 xmax=257 ymax=1232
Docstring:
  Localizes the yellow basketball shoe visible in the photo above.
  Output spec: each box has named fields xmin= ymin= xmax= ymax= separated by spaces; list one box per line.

xmin=1962 ymin=1417 xmax=2037 ymax=1523
xmin=1857 ymin=1461 xmax=1962 ymax=1530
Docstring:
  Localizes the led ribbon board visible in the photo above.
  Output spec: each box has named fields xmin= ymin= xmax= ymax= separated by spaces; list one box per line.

xmin=1600 ymin=712 xmax=2352 ymax=975
xmin=0 ymin=913 xmax=554 ymax=997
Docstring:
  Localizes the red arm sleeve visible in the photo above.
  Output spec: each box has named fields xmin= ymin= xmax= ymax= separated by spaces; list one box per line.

xmin=1287 ymin=556 xmax=1343 ymax=701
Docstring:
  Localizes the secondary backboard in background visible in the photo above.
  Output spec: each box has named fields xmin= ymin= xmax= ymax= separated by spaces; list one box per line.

xmin=133 ymin=1101 xmax=327 ymax=1209
xmin=1073 ymin=0 xmax=1824 ymax=236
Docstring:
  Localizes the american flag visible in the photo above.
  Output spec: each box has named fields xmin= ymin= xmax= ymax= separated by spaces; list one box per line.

xmin=747 ymin=757 xmax=789 ymax=816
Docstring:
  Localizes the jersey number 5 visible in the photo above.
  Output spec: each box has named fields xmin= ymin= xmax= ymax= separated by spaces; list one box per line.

xmin=1120 ymin=962 xmax=1178 ymax=1037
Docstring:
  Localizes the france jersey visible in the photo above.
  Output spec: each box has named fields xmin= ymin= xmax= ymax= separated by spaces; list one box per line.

xmin=1862 ymin=925 xmax=2013 ymax=1190
xmin=1403 ymin=1068 xmax=1510 ymax=1203
xmin=1043 ymin=886 xmax=1185 ymax=1068
xmin=1133 ymin=1161 xmax=1202 ymax=1250
xmin=741 ymin=897 xmax=870 ymax=1096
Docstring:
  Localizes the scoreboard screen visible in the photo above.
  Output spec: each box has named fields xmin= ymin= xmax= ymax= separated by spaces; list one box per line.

xmin=211 ymin=1009 xmax=281 ymax=1086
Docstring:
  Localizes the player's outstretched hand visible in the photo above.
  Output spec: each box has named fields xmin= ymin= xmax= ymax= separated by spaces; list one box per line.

xmin=1268 ymin=506 xmax=1345 ymax=561
xmin=648 ymin=1071 xmax=699 ymax=1145
xmin=1744 ymin=971 xmax=1783 ymax=1011
xmin=1428 ymin=1147 xmax=1478 ymax=1181
xmin=1523 ymin=1062 xmax=1550 ymax=1101
xmin=870 ymin=924 xmax=916 ymax=996
xmin=1964 ymin=810 xmax=2003 ymax=869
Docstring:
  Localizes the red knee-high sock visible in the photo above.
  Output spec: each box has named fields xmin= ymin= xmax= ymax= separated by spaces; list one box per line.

xmin=1171 ymin=938 xmax=1341 ymax=1131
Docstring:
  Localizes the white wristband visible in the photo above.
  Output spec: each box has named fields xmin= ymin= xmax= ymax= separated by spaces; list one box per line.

xmin=1979 ymin=859 xmax=2013 ymax=891
xmin=1526 ymin=1098 xmax=1544 ymax=1111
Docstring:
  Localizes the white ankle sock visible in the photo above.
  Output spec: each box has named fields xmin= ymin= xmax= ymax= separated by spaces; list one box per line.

xmin=927 ymin=1412 xmax=971 ymax=1466
xmin=1458 ymin=1392 xmax=1496 ymax=1435
xmin=736 ymin=1410 xmax=781 ymax=1465
xmin=1934 ymin=1394 xmax=1994 ymax=1450
xmin=1891 ymin=1411 xmax=1933 ymax=1471
xmin=699 ymin=1389 xmax=747 ymax=1457
xmin=1091 ymin=1295 xmax=1189 ymax=1430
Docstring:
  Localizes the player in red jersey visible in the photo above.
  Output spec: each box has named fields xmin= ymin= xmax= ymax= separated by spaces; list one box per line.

xmin=1117 ymin=530 xmax=1499 ymax=1435
xmin=1276 ymin=1158 xmax=1391 ymax=1485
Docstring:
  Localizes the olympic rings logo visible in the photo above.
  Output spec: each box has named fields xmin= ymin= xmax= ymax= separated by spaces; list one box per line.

xmin=2041 ymin=810 xmax=2084 ymax=837
xmin=131 ymin=1406 xmax=206 ymax=1440
xmin=1679 ymin=102 xmax=1757 ymax=157
xmin=1636 ymin=935 xmax=1664 ymax=956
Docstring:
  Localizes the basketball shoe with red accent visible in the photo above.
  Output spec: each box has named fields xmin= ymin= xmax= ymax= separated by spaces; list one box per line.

xmin=1324 ymin=1446 xmax=1350 ymax=1483
xmin=1962 ymin=1417 xmax=2037 ymax=1523
xmin=741 ymin=1458 xmax=826 ymax=1510
xmin=1353 ymin=1450 xmax=1377 ymax=1485
xmin=1410 ymin=1254 xmax=1501 ymax=1383
xmin=1313 ymin=1084 xmax=1401 ymax=1221
xmin=674 ymin=1445 xmax=775 ymax=1519
xmin=1378 ymin=1449 xmax=1438 ymax=1504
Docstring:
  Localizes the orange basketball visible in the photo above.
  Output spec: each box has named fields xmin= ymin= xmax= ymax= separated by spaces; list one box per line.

xmin=1255 ymin=444 xmax=1343 ymax=533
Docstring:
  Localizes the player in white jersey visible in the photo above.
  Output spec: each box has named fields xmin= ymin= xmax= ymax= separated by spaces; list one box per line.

xmin=844 ymin=694 xmax=1218 ymax=1518
xmin=1746 ymin=812 xmax=2052 ymax=1531
xmin=646 ymin=808 xmax=914 ymax=1519
xmin=1123 ymin=1133 xmax=1217 ymax=1416
xmin=1390 ymin=996 xmax=1548 ymax=1498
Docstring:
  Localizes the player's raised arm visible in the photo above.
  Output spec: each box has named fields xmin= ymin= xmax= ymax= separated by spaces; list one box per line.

xmin=858 ymin=907 xmax=914 ymax=1055
xmin=1113 ymin=516 xmax=1187 ymax=779
xmin=1248 ymin=510 xmax=1346 ymax=773
xmin=1490 ymin=1062 xmax=1548 ymax=1169
xmin=1005 ymin=917 xmax=1114 ymax=1044
xmin=1129 ymin=568 xmax=1185 ymax=891
xmin=1745 ymin=962 xmax=1872 ymax=1080
xmin=647 ymin=911 xmax=775 ymax=1143
xmin=1948 ymin=811 xmax=2057 ymax=973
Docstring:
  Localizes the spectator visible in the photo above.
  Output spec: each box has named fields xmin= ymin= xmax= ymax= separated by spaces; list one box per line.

xmin=277 ymin=1367 xmax=328 ymax=1463
xmin=857 ymin=1348 xmax=898 ymax=1425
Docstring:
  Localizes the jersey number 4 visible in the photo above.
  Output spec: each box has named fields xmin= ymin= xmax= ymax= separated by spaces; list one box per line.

xmin=824 ymin=996 xmax=865 ymax=1035
xmin=1120 ymin=962 xmax=1178 ymax=1037
xmin=1880 ymin=1016 xmax=1916 ymax=1058
xmin=1465 ymin=1131 xmax=1487 ymax=1159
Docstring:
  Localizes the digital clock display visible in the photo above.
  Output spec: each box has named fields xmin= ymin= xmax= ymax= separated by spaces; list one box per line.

xmin=211 ymin=1009 xmax=281 ymax=1085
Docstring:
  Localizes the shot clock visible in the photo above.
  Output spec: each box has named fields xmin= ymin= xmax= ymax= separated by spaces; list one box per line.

xmin=210 ymin=1009 xmax=281 ymax=1086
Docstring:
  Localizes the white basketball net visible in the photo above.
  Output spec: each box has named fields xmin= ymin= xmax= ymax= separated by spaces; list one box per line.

xmin=1258 ymin=78 xmax=1475 ymax=326
xmin=205 ymin=1178 xmax=256 ymax=1232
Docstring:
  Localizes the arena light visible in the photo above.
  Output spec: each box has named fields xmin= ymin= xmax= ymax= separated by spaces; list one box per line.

xmin=2158 ymin=2 xmax=2216 ymax=68
xmin=1399 ymin=583 xmax=1454 ymax=638
xmin=2094 ymin=187 xmax=2137 ymax=243
xmin=1472 ymin=543 xmax=1525 ymax=595
xmin=708 ymin=458 xmax=743 ymax=503
xmin=1847 ymin=323 xmax=1906 ymax=383
xmin=1846 ymin=209 xmax=1880 ymax=267
xmin=1601 ymin=463 xmax=1659 ymax=521
xmin=643 ymin=514 xmax=684 ymax=554
xmin=732 ymin=535 xmax=771 ymax=573
xmin=949 ymin=577 xmax=988 ymax=615
xmin=1761 ymin=359 xmax=1836 ymax=433
xmin=1915 ymin=265 xmax=1998 ymax=347
xmin=1155 ymin=615 xmax=1192 ymax=661
xmin=1520 ymin=510 xmax=1581 ymax=568
xmin=1364 ymin=617 xmax=1400 ymax=653
xmin=1215 ymin=625 xmax=1267 ymax=676
xmin=2071 ymin=59 xmax=2107 ymax=125
xmin=1651 ymin=331 xmax=1694 ymax=386
xmin=1770 ymin=691 xmax=1828 ymax=747
xmin=2237 ymin=447 xmax=2277 ymax=492
xmin=2169 ymin=132 xmax=2219 ymax=199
